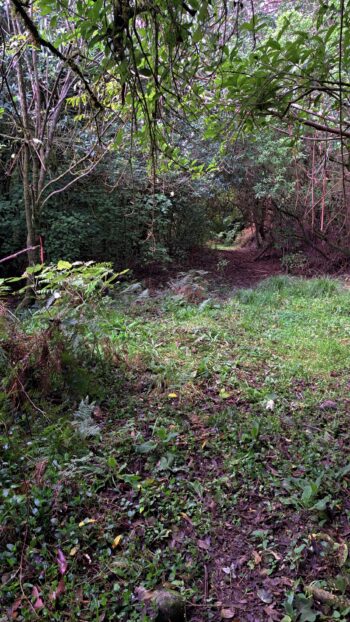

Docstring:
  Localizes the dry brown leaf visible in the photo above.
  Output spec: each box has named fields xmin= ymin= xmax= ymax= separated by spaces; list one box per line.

xmin=49 ymin=577 xmax=65 ymax=602
xmin=7 ymin=597 xmax=22 ymax=619
xmin=197 ymin=538 xmax=211 ymax=550
xmin=180 ymin=512 xmax=193 ymax=525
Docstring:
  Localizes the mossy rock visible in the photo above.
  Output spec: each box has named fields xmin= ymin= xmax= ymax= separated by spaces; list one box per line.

xmin=153 ymin=589 xmax=185 ymax=622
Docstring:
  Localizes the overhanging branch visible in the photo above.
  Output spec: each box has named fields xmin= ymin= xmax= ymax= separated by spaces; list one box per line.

xmin=10 ymin=0 xmax=103 ymax=109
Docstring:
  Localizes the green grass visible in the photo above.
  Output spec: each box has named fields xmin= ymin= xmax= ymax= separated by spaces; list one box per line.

xmin=2 ymin=276 xmax=350 ymax=621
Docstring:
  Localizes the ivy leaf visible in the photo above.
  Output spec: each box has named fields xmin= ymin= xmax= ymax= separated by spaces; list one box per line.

xmin=136 ymin=441 xmax=157 ymax=454
xmin=193 ymin=28 xmax=203 ymax=43
xmin=25 ymin=264 xmax=43 ymax=275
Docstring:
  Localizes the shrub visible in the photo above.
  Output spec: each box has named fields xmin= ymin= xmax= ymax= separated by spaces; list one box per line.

xmin=1 ymin=174 xmax=210 ymax=273
xmin=0 ymin=261 xmax=125 ymax=413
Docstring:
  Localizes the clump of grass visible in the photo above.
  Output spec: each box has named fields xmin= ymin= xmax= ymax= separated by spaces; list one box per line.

xmin=236 ymin=275 xmax=342 ymax=305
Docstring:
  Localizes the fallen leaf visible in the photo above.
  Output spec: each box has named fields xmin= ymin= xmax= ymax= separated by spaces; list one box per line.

xmin=57 ymin=548 xmax=67 ymax=575
xmin=197 ymin=538 xmax=211 ymax=550
xmin=7 ymin=597 xmax=22 ymax=618
xmin=112 ymin=534 xmax=123 ymax=549
xmin=135 ymin=586 xmax=155 ymax=601
xmin=32 ymin=586 xmax=44 ymax=610
xmin=338 ymin=542 xmax=348 ymax=567
xmin=78 ymin=518 xmax=97 ymax=527
xmin=168 ymin=393 xmax=178 ymax=398
xmin=257 ymin=588 xmax=273 ymax=604
xmin=69 ymin=546 xmax=79 ymax=556
xmin=49 ymin=578 xmax=65 ymax=601
xmin=74 ymin=586 xmax=84 ymax=603
xmin=219 ymin=389 xmax=232 ymax=399
xmin=264 ymin=604 xmax=280 ymax=620
xmin=252 ymin=550 xmax=262 ymax=564
xmin=180 ymin=512 xmax=193 ymax=525
xmin=93 ymin=405 xmax=104 ymax=420
xmin=319 ymin=400 xmax=337 ymax=410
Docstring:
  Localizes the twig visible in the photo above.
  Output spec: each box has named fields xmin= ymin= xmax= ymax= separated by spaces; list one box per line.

xmin=204 ymin=564 xmax=209 ymax=601
xmin=16 ymin=378 xmax=48 ymax=419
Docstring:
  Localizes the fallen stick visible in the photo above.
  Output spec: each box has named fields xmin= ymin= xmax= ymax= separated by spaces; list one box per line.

xmin=306 ymin=584 xmax=350 ymax=608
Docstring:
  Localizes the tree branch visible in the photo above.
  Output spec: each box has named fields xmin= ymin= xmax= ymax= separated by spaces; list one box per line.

xmin=9 ymin=0 xmax=103 ymax=109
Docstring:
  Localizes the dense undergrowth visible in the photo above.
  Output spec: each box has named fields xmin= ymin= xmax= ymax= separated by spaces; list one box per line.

xmin=1 ymin=274 xmax=350 ymax=621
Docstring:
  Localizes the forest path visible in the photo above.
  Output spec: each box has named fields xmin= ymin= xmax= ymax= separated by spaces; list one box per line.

xmin=185 ymin=245 xmax=284 ymax=290
xmin=142 ymin=246 xmax=284 ymax=292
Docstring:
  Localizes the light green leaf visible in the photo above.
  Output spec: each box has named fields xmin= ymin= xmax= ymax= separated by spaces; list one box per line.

xmin=57 ymin=260 xmax=72 ymax=271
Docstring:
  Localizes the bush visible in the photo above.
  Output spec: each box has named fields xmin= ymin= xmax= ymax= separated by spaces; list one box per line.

xmin=0 ymin=261 xmax=125 ymax=412
xmin=0 ymin=182 xmax=26 ymax=275
xmin=1 ymin=173 xmax=210 ymax=273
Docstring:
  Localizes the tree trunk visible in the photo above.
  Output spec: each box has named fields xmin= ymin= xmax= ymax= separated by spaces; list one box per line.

xmin=22 ymin=144 xmax=37 ymax=265
xmin=19 ymin=145 xmax=38 ymax=307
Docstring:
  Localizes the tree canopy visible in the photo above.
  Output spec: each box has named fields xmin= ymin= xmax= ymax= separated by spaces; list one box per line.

xmin=1 ymin=0 xmax=350 ymax=265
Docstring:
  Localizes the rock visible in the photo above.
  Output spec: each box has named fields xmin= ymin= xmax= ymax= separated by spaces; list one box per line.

xmin=153 ymin=589 xmax=185 ymax=622
xmin=122 ymin=282 xmax=142 ymax=294
xmin=136 ymin=288 xmax=150 ymax=300
xmin=319 ymin=400 xmax=337 ymax=411
xmin=134 ymin=587 xmax=185 ymax=621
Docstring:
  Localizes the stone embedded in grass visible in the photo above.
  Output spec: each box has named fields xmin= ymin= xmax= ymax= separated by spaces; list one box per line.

xmin=137 ymin=288 xmax=150 ymax=300
xmin=153 ymin=589 xmax=186 ymax=622
xmin=319 ymin=400 xmax=337 ymax=410
xmin=135 ymin=587 xmax=185 ymax=622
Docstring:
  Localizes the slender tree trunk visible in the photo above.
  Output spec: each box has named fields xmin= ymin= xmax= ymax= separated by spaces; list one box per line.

xmin=14 ymin=18 xmax=38 ymax=269
xmin=22 ymin=145 xmax=36 ymax=261
xmin=320 ymin=169 xmax=327 ymax=233
xmin=17 ymin=143 xmax=37 ymax=308
xmin=311 ymin=140 xmax=316 ymax=233
xmin=14 ymin=30 xmax=37 ymax=306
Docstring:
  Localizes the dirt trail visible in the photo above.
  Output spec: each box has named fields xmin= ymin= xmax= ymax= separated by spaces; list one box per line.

xmin=190 ymin=247 xmax=283 ymax=289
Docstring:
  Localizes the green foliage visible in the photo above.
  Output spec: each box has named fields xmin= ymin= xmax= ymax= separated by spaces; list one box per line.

xmin=0 ymin=177 xmax=210 ymax=271
xmin=219 ymin=3 xmax=350 ymax=137
xmin=282 ymin=252 xmax=308 ymax=274
xmin=283 ymin=592 xmax=319 ymax=622
xmin=0 ymin=183 xmax=26 ymax=275
xmin=0 ymin=261 xmax=126 ymax=419
xmin=72 ymin=397 xmax=100 ymax=438
xmin=29 ymin=260 xmax=124 ymax=305
xmin=236 ymin=275 xmax=341 ymax=306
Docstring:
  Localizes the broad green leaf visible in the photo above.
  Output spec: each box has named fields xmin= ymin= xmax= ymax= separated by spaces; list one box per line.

xmin=57 ymin=260 xmax=72 ymax=271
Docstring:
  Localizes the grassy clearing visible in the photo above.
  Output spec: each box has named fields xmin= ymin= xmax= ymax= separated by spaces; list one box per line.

xmin=2 ymin=276 xmax=350 ymax=621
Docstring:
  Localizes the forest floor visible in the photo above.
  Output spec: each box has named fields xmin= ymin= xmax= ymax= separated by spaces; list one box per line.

xmin=141 ymin=246 xmax=283 ymax=292
xmin=188 ymin=247 xmax=283 ymax=290
xmin=2 ymin=275 xmax=350 ymax=622
xmin=142 ymin=244 xmax=349 ymax=294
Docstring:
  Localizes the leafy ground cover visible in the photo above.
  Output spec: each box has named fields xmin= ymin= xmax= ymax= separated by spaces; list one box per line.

xmin=2 ymin=275 xmax=350 ymax=621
